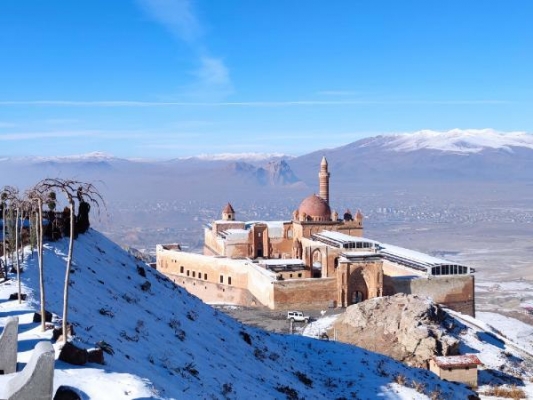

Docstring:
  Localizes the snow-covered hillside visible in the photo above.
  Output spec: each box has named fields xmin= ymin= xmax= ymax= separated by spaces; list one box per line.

xmin=304 ymin=307 xmax=533 ymax=399
xmin=0 ymin=230 xmax=477 ymax=399
xmin=371 ymin=129 xmax=533 ymax=154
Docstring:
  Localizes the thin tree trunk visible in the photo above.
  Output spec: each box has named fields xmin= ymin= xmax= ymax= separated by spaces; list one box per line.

xmin=37 ymin=200 xmax=46 ymax=331
xmin=62 ymin=199 xmax=75 ymax=345
xmin=15 ymin=208 xmax=21 ymax=304
xmin=2 ymin=206 xmax=6 ymax=278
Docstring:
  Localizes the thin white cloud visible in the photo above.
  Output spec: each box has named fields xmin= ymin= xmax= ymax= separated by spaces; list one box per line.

xmin=196 ymin=56 xmax=230 ymax=86
xmin=317 ymin=90 xmax=360 ymax=96
xmin=44 ymin=118 xmax=80 ymax=125
xmin=137 ymin=0 xmax=202 ymax=44
xmin=137 ymin=0 xmax=231 ymax=92
xmin=0 ymin=130 xmax=96 ymax=141
xmin=0 ymin=99 xmax=512 ymax=107
xmin=0 ymin=129 xmax=152 ymax=141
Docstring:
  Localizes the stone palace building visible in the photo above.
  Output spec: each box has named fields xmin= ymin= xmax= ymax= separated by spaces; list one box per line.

xmin=157 ymin=157 xmax=475 ymax=316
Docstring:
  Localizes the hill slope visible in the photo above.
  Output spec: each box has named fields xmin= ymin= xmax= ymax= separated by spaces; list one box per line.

xmin=290 ymin=129 xmax=533 ymax=183
xmin=0 ymin=229 xmax=476 ymax=399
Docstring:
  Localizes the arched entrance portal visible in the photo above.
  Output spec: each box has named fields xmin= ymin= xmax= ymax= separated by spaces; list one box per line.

xmin=311 ymin=248 xmax=322 ymax=278
xmin=347 ymin=268 xmax=368 ymax=305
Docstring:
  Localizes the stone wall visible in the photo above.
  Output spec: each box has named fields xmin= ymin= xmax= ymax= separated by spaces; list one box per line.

xmin=272 ymin=278 xmax=337 ymax=310
xmin=157 ymin=246 xmax=279 ymax=308
xmin=165 ymin=272 xmax=259 ymax=306
xmin=384 ymin=274 xmax=475 ymax=317
xmin=429 ymin=361 xmax=478 ymax=388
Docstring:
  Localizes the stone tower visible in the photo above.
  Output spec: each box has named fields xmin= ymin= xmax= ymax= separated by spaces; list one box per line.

xmin=222 ymin=203 xmax=235 ymax=221
xmin=319 ymin=156 xmax=330 ymax=205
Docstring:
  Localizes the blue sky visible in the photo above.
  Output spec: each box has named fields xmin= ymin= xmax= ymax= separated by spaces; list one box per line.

xmin=0 ymin=1 xmax=531 ymax=158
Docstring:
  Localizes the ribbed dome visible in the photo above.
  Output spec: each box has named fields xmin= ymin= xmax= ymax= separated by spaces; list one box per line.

xmin=298 ymin=194 xmax=331 ymax=221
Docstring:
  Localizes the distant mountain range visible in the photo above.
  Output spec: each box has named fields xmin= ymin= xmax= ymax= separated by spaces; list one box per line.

xmin=291 ymin=129 xmax=533 ymax=183
xmin=1 ymin=129 xmax=532 ymax=201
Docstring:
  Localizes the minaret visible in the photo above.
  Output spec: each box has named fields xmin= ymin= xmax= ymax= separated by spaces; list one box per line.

xmin=319 ymin=156 xmax=330 ymax=205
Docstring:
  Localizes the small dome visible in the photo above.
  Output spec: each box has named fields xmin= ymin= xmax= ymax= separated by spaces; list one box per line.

xmin=343 ymin=209 xmax=353 ymax=221
xmin=298 ymin=194 xmax=331 ymax=221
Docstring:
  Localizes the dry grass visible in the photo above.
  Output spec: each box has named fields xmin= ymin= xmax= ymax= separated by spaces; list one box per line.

xmin=482 ymin=385 xmax=526 ymax=399
xmin=429 ymin=389 xmax=443 ymax=400
xmin=410 ymin=380 xmax=425 ymax=393
xmin=393 ymin=374 xmax=406 ymax=385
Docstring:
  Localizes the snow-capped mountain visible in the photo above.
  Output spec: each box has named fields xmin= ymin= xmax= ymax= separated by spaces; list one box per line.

xmin=181 ymin=152 xmax=293 ymax=163
xmin=363 ymin=129 xmax=533 ymax=154
xmin=291 ymin=129 xmax=533 ymax=183
xmin=0 ymin=229 xmax=482 ymax=399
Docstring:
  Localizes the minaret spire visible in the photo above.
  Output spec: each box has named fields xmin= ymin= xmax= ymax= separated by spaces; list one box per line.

xmin=319 ymin=156 xmax=330 ymax=205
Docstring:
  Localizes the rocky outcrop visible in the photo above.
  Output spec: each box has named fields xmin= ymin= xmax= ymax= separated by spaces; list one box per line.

xmin=225 ymin=160 xmax=300 ymax=186
xmin=263 ymin=160 xmax=300 ymax=186
xmin=332 ymin=293 xmax=459 ymax=367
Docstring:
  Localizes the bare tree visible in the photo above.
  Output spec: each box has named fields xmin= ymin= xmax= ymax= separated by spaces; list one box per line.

xmin=1 ymin=186 xmax=24 ymax=303
xmin=35 ymin=178 xmax=103 ymax=345
xmin=26 ymin=187 xmax=52 ymax=331
xmin=0 ymin=191 xmax=7 ymax=279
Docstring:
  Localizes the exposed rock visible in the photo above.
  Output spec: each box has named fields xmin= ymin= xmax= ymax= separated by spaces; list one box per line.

xmin=140 ymin=280 xmax=151 ymax=292
xmin=136 ymin=265 xmax=146 ymax=277
xmin=332 ymin=293 xmax=459 ymax=367
xmin=8 ymin=292 xmax=26 ymax=301
xmin=33 ymin=310 xmax=53 ymax=323
xmin=59 ymin=342 xmax=88 ymax=366
xmin=54 ymin=385 xmax=82 ymax=400
xmin=87 ymin=348 xmax=105 ymax=364
xmin=53 ymin=324 xmax=75 ymax=342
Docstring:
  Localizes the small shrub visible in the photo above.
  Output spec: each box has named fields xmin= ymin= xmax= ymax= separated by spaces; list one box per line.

xmin=96 ymin=340 xmax=114 ymax=355
xmin=269 ymin=352 xmax=280 ymax=361
xmin=275 ymin=385 xmax=299 ymax=400
xmin=175 ymin=329 xmax=186 ymax=341
xmin=393 ymin=374 xmax=406 ymax=386
xmin=186 ymin=311 xmax=198 ymax=321
xmin=183 ymin=362 xmax=199 ymax=378
xmin=294 ymin=371 xmax=313 ymax=387
xmin=122 ymin=293 xmax=138 ymax=304
xmin=483 ymin=385 xmax=526 ymax=399
xmin=254 ymin=348 xmax=266 ymax=360
xmin=239 ymin=330 xmax=252 ymax=345
xmin=135 ymin=320 xmax=145 ymax=334
xmin=120 ymin=330 xmax=139 ymax=342
xmin=169 ymin=318 xmax=180 ymax=329
xmin=136 ymin=265 xmax=146 ymax=277
xmin=376 ymin=360 xmax=388 ymax=377
xmin=222 ymin=382 xmax=233 ymax=396
xmin=411 ymin=380 xmax=425 ymax=394
xmin=429 ymin=389 xmax=443 ymax=400
xmin=98 ymin=308 xmax=114 ymax=317
xmin=140 ymin=280 xmax=151 ymax=292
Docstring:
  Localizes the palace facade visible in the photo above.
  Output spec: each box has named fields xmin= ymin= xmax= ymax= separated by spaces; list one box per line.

xmin=157 ymin=157 xmax=475 ymax=316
